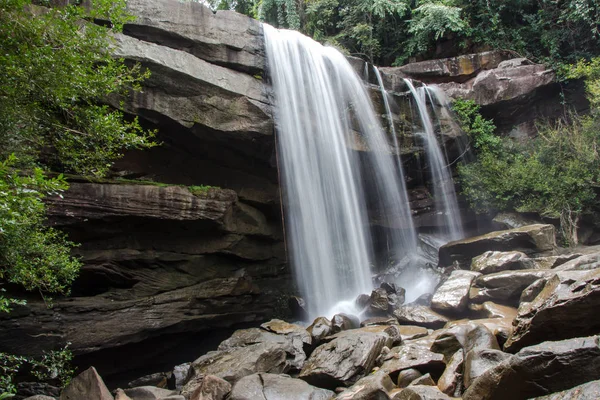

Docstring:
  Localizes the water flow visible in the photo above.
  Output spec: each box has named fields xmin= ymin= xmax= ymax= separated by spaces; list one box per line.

xmin=264 ymin=24 xmax=417 ymax=319
xmin=404 ymin=79 xmax=465 ymax=241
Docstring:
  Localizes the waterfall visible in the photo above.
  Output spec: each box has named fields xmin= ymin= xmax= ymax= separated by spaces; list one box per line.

xmin=403 ymin=79 xmax=465 ymax=242
xmin=263 ymin=25 xmax=417 ymax=319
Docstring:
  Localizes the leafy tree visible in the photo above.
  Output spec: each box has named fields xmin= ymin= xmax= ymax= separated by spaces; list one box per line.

xmin=454 ymin=62 xmax=600 ymax=245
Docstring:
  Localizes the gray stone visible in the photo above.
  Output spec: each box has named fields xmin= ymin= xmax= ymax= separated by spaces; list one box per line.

xmin=171 ymin=363 xmax=190 ymax=391
xmin=183 ymin=374 xmax=232 ymax=400
xmin=409 ymin=373 xmax=435 ymax=386
xmin=531 ymin=379 xmax=600 ymax=399
xmin=437 ymin=351 xmax=463 ymax=397
xmin=463 ymin=349 xmax=510 ymax=388
xmin=299 ymin=330 xmax=388 ymax=388
xmin=439 ymin=224 xmax=556 ymax=268
xmin=379 ymin=343 xmax=445 ymax=380
xmin=332 ymin=313 xmax=360 ymax=333
xmin=505 ymin=269 xmax=600 ymax=352
xmin=470 ymin=251 xmax=531 ymax=274
xmin=393 ymin=305 xmax=449 ymax=329
xmin=60 ymin=367 xmax=113 ymax=400
xmin=431 ymin=270 xmax=480 ymax=314
xmin=230 ymin=373 xmax=333 ymax=400
xmin=463 ymin=336 xmax=600 ymax=400
xmin=519 ymin=278 xmax=549 ymax=304
xmin=128 ymin=373 xmax=169 ymax=389
xmin=123 ymin=386 xmax=178 ymax=400
xmin=123 ymin=0 xmax=265 ymax=74
xmin=555 ymin=252 xmax=600 ymax=271
xmin=336 ymin=370 xmax=396 ymax=400
xmin=307 ymin=317 xmax=333 ymax=342
xmin=469 ymin=269 xmax=554 ymax=307
xmin=468 ymin=302 xmax=517 ymax=320
xmin=391 ymin=385 xmax=452 ymax=400
xmin=397 ymin=369 xmax=423 ymax=388
xmin=370 ymin=288 xmax=391 ymax=315
xmin=190 ymin=342 xmax=293 ymax=385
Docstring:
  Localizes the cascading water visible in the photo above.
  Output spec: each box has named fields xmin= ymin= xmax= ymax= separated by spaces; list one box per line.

xmin=263 ymin=24 xmax=418 ymax=319
xmin=404 ymin=79 xmax=465 ymax=242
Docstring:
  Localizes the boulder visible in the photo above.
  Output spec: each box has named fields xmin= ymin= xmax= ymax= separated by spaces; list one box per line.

xmin=128 ymin=373 xmax=169 ymax=389
xmin=397 ymin=326 xmax=429 ymax=342
xmin=190 ymin=342 xmax=294 ymax=385
xmin=519 ymin=278 xmax=548 ymax=304
xmin=185 ymin=375 xmax=231 ymax=400
xmin=431 ymin=270 xmax=480 ymax=314
xmin=437 ymin=351 xmax=463 ymax=397
xmin=492 ymin=212 xmax=540 ymax=230
xmin=332 ymin=314 xmax=360 ymax=333
xmin=299 ymin=330 xmax=388 ymax=389
xmin=444 ymin=318 xmax=513 ymax=348
xmin=59 ymin=367 xmax=113 ymax=400
xmin=397 ymin=369 xmax=424 ymax=388
xmin=218 ymin=323 xmax=310 ymax=370
xmin=23 ymin=397 xmax=57 ymax=400
xmin=470 ymin=251 xmax=532 ymax=274
xmin=438 ymin=224 xmax=556 ymax=268
xmin=530 ymin=254 xmax=583 ymax=270
xmin=393 ymin=305 xmax=449 ymax=329
xmin=530 ymin=379 xmax=600 ymax=399
xmin=391 ymin=385 xmax=452 ymax=400
xmin=463 ymin=336 xmax=600 ymax=400
xmin=369 ymin=288 xmax=391 ymax=315
xmin=379 ymin=343 xmax=445 ymax=380
xmin=463 ymin=349 xmax=510 ymax=388
xmin=307 ymin=317 xmax=333 ymax=342
xmin=555 ymin=253 xmax=600 ymax=271
xmin=409 ymin=373 xmax=436 ymax=386
xmin=505 ymin=269 xmax=600 ymax=352
xmin=115 ymin=389 xmax=133 ymax=400
xmin=469 ymin=269 xmax=554 ymax=307
xmin=170 ymin=363 xmax=190 ymax=391
xmin=361 ymin=317 xmax=398 ymax=327
xmin=123 ymin=386 xmax=179 ymax=400
xmin=16 ymin=382 xmax=60 ymax=399
xmin=468 ymin=302 xmax=517 ymax=320
xmin=123 ymin=0 xmax=265 ymax=74
xmin=336 ymin=370 xmax=396 ymax=400
xmin=230 ymin=373 xmax=333 ymax=400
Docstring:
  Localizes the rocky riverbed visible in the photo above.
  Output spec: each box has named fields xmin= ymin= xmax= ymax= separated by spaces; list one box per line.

xmin=17 ymin=223 xmax=600 ymax=400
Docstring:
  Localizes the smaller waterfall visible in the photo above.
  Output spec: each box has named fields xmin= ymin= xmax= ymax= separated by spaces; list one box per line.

xmin=404 ymin=79 xmax=465 ymax=242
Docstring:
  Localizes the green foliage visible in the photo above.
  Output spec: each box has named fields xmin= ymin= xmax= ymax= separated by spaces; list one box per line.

xmin=0 ymin=345 xmax=74 ymax=395
xmin=407 ymin=1 xmax=467 ymax=56
xmin=0 ymin=0 xmax=157 ymax=176
xmin=454 ymin=63 xmax=600 ymax=245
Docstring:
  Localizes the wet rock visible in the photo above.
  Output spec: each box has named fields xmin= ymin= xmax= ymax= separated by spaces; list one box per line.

xmin=361 ymin=317 xmax=398 ymax=327
xmin=190 ymin=342 xmax=294 ymax=385
xmin=463 ymin=336 xmax=600 ymax=400
xmin=336 ymin=370 xmax=395 ymax=400
xmin=531 ymin=379 xmax=600 ymax=399
xmin=230 ymin=373 xmax=333 ymax=400
xmin=444 ymin=318 xmax=513 ymax=348
xmin=123 ymin=0 xmax=265 ymax=74
xmin=128 ymin=373 xmax=169 ymax=389
xmin=332 ymin=313 xmax=360 ymax=333
xmin=356 ymin=294 xmax=372 ymax=310
xmin=299 ymin=330 xmax=388 ymax=389
xmin=60 ymin=367 xmax=113 ymax=400
xmin=555 ymin=252 xmax=600 ymax=271
xmin=439 ymin=224 xmax=556 ymax=268
xmin=397 ymin=369 xmax=423 ymax=388
xmin=531 ymin=254 xmax=583 ymax=270
xmin=391 ymin=385 xmax=452 ymax=400
xmin=185 ymin=375 xmax=231 ymax=400
xmin=409 ymin=373 xmax=435 ymax=386
xmin=410 ymin=294 xmax=433 ymax=307
xmin=468 ymin=302 xmax=517 ymax=320
xmin=393 ymin=305 xmax=449 ymax=329
xmin=437 ymin=351 xmax=463 ymax=397
xmin=469 ymin=269 xmax=554 ymax=307
xmin=505 ymin=269 xmax=600 ymax=352
xmin=307 ymin=317 xmax=333 ymax=342
xmin=331 ymin=324 xmax=402 ymax=348
xmin=463 ymin=323 xmax=500 ymax=354
xmin=519 ymin=278 xmax=548 ymax=304
xmin=470 ymin=251 xmax=532 ymax=274
xmin=431 ymin=270 xmax=480 ymax=314
xmin=288 ymin=297 xmax=308 ymax=320
xmin=397 ymin=326 xmax=429 ymax=341
xmin=463 ymin=349 xmax=510 ymax=388
xmin=370 ymin=288 xmax=391 ymax=315
xmin=170 ymin=363 xmax=190 ymax=391
xmin=219 ymin=322 xmax=310 ymax=370
xmin=379 ymin=343 xmax=445 ymax=380
xmin=492 ymin=212 xmax=540 ymax=230
xmin=123 ymin=386 xmax=178 ymax=400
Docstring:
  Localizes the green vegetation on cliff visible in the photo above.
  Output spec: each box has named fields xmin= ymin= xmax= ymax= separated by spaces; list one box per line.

xmin=207 ymin=0 xmax=600 ymax=67
xmin=0 ymin=0 xmax=155 ymax=392
xmin=454 ymin=63 xmax=600 ymax=245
